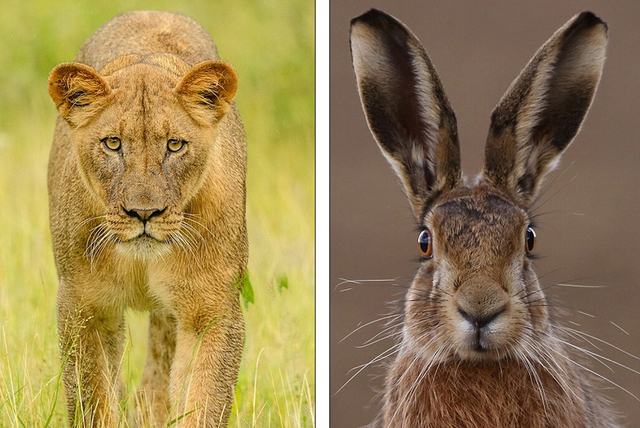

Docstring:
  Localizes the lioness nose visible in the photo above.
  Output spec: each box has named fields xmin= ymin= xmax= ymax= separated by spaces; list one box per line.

xmin=124 ymin=207 xmax=166 ymax=223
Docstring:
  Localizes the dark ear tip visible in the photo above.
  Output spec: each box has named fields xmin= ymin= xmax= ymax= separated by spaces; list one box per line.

xmin=351 ymin=8 xmax=400 ymax=31
xmin=350 ymin=9 xmax=381 ymax=49
xmin=350 ymin=9 xmax=411 ymax=46
xmin=575 ymin=11 xmax=608 ymax=33
xmin=351 ymin=9 xmax=383 ymax=27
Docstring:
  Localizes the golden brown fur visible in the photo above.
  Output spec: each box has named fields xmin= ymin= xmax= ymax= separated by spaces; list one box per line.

xmin=48 ymin=11 xmax=246 ymax=427
xmin=350 ymin=9 xmax=619 ymax=428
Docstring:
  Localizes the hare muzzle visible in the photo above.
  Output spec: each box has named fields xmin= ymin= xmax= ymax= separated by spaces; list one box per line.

xmin=454 ymin=279 xmax=510 ymax=352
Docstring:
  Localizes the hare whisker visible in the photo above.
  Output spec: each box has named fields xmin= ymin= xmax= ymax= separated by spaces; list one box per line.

xmin=548 ymin=345 xmax=640 ymax=402
xmin=556 ymin=325 xmax=605 ymax=353
xmin=557 ymin=325 xmax=640 ymax=361
xmin=336 ymin=343 xmax=401 ymax=396
xmin=340 ymin=314 xmax=402 ymax=343
xmin=334 ymin=277 xmax=405 ymax=292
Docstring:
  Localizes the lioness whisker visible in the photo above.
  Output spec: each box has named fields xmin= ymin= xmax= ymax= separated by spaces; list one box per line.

xmin=179 ymin=221 xmax=204 ymax=248
xmin=89 ymin=229 xmax=115 ymax=272
xmin=171 ymin=230 xmax=204 ymax=275
xmin=84 ymin=222 xmax=109 ymax=259
xmin=181 ymin=215 xmax=215 ymax=239
xmin=72 ymin=214 xmax=109 ymax=237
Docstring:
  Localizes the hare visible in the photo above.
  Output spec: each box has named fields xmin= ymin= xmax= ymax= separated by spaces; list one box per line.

xmin=350 ymin=9 xmax=619 ymax=428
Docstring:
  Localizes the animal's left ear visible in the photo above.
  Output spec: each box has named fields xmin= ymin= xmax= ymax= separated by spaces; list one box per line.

xmin=482 ymin=12 xmax=607 ymax=209
xmin=176 ymin=60 xmax=238 ymax=125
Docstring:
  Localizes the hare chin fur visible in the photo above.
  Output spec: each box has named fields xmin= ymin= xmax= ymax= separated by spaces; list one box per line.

xmin=350 ymin=8 xmax=619 ymax=427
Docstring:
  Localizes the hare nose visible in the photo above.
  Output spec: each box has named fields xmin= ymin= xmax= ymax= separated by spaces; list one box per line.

xmin=124 ymin=207 xmax=166 ymax=223
xmin=457 ymin=305 xmax=506 ymax=329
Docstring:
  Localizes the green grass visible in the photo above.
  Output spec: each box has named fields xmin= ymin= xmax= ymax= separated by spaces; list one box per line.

xmin=0 ymin=0 xmax=314 ymax=426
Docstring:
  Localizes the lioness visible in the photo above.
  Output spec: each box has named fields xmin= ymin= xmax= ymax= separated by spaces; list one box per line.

xmin=47 ymin=11 xmax=247 ymax=427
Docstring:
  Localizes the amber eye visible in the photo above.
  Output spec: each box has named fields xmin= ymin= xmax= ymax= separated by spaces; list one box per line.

xmin=418 ymin=229 xmax=433 ymax=259
xmin=167 ymin=139 xmax=187 ymax=153
xmin=102 ymin=137 xmax=121 ymax=151
xmin=525 ymin=227 xmax=536 ymax=255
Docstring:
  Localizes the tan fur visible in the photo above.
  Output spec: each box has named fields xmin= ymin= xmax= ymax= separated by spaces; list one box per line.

xmin=47 ymin=11 xmax=247 ymax=427
xmin=350 ymin=9 xmax=619 ymax=428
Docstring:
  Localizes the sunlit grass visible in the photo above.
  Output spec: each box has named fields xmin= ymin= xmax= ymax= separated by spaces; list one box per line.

xmin=0 ymin=0 xmax=314 ymax=426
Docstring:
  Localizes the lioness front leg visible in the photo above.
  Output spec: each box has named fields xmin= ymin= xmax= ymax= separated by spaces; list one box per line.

xmin=169 ymin=299 xmax=244 ymax=427
xmin=137 ymin=309 xmax=177 ymax=426
xmin=58 ymin=298 xmax=125 ymax=427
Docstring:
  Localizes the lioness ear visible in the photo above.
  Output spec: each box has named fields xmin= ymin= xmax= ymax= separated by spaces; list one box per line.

xmin=48 ymin=63 xmax=111 ymax=127
xmin=176 ymin=60 xmax=238 ymax=125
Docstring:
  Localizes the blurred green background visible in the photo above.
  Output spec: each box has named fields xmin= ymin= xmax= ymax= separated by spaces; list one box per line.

xmin=0 ymin=0 xmax=314 ymax=426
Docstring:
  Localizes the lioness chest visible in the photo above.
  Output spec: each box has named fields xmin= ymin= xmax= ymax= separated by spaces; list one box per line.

xmin=68 ymin=255 xmax=179 ymax=311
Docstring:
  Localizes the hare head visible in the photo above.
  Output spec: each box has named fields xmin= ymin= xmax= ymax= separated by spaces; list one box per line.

xmin=350 ymin=8 xmax=607 ymax=367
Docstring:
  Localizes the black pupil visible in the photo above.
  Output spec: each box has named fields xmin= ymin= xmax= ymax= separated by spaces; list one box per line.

xmin=526 ymin=228 xmax=535 ymax=251
xmin=419 ymin=231 xmax=430 ymax=253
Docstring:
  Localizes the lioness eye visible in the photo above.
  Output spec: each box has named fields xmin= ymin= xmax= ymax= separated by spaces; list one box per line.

xmin=101 ymin=137 xmax=121 ymax=151
xmin=418 ymin=229 xmax=433 ymax=259
xmin=525 ymin=227 xmax=536 ymax=255
xmin=167 ymin=139 xmax=187 ymax=153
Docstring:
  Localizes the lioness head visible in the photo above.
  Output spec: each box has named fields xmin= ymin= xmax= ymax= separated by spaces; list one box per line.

xmin=48 ymin=54 xmax=238 ymax=259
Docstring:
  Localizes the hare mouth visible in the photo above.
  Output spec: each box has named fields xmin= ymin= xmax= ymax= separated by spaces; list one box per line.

xmin=465 ymin=332 xmax=491 ymax=353
xmin=456 ymin=326 xmax=506 ymax=359
xmin=470 ymin=332 xmax=488 ymax=352
xmin=468 ymin=334 xmax=506 ymax=356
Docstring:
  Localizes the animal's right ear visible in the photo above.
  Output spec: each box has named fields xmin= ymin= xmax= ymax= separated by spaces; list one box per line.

xmin=48 ymin=63 xmax=111 ymax=127
xmin=350 ymin=9 xmax=461 ymax=220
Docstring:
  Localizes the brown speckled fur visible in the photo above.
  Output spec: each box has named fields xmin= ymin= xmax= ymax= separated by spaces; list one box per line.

xmin=48 ymin=11 xmax=246 ymax=427
xmin=351 ymin=9 xmax=619 ymax=428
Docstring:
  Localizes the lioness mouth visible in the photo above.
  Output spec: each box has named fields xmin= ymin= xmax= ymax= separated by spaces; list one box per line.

xmin=134 ymin=231 xmax=162 ymax=242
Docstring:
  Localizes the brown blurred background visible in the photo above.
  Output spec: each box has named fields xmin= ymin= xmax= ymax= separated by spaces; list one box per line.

xmin=331 ymin=1 xmax=640 ymax=427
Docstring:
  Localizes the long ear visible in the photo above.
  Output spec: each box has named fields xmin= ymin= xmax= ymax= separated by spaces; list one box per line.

xmin=482 ymin=12 xmax=608 ymax=209
xmin=176 ymin=60 xmax=238 ymax=126
xmin=350 ymin=9 xmax=461 ymax=220
xmin=48 ymin=63 xmax=111 ymax=127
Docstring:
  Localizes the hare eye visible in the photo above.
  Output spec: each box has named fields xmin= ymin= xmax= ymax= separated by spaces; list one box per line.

xmin=525 ymin=227 xmax=536 ymax=255
xmin=167 ymin=139 xmax=187 ymax=153
xmin=101 ymin=137 xmax=121 ymax=151
xmin=418 ymin=229 xmax=433 ymax=259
